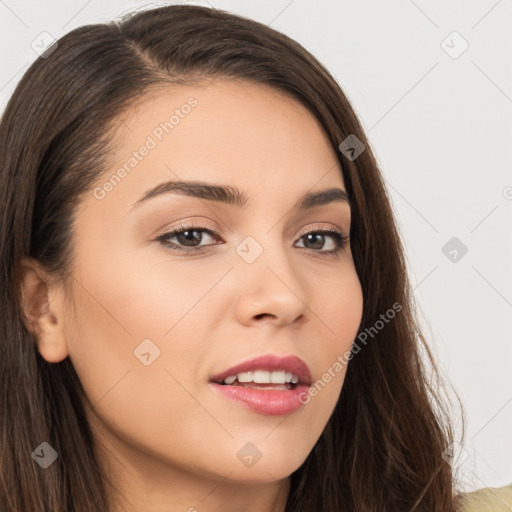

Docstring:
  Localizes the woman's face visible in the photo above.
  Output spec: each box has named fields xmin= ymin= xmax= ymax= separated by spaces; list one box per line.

xmin=49 ymin=80 xmax=363 ymax=488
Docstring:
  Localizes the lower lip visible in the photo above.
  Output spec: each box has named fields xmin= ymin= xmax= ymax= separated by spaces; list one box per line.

xmin=209 ymin=382 xmax=310 ymax=415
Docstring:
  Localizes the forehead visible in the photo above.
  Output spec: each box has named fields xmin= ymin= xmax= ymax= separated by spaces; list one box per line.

xmin=91 ymin=79 xmax=346 ymax=215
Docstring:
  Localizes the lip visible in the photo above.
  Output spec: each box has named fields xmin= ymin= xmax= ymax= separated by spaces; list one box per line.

xmin=210 ymin=353 xmax=313 ymax=386
xmin=209 ymin=353 xmax=313 ymax=416
xmin=209 ymin=382 xmax=311 ymax=415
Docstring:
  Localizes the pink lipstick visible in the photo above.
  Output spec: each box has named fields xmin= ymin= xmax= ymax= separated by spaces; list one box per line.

xmin=209 ymin=354 xmax=312 ymax=415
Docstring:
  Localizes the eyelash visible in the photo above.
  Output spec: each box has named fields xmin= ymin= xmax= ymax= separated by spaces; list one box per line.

xmin=155 ymin=221 xmax=350 ymax=257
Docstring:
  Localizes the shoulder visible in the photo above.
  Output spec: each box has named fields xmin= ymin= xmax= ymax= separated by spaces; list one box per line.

xmin=453 ymin=483 xmax=512 ymax=512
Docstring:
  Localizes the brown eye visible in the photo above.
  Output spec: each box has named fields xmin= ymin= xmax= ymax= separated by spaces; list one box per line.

xmin=295 ymin=229 xmax=349 ymax=255
xmin=156 ymin=223 xmax=221 ymax=253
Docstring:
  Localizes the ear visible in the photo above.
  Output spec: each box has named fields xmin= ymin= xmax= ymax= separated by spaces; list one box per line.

xmin=19 ymin=257 xmax=69 ymax=363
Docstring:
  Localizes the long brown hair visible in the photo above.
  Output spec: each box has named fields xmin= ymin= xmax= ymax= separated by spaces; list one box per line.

xmin=0 ymin=4 xmax=465 ymax=511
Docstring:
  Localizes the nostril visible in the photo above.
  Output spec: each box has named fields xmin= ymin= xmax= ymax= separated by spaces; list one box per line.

xmin=255 ymin=313 xmax=275 ymax=320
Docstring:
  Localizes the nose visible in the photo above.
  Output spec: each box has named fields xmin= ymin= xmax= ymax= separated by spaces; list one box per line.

xmin=234 ymin=241 xmax=309 ymax=328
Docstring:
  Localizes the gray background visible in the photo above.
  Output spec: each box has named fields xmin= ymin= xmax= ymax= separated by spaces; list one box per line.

xmin=1 ymin=0 xmax=511 ymax=493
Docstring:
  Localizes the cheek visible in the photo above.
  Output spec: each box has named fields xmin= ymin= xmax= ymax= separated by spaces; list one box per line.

xmin=306 ymin=266 xmax=363 ymax=397
xmin=64 ymin=262 xmax=213 ymax=457
xmin=314 ymin=263 xmax=364 ymax=350
xmin=64 ymin=249 xmax=216 ymax=407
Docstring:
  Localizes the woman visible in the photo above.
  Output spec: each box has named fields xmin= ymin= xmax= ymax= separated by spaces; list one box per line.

xmin=0 ymin=4 xmax=483 ymax=511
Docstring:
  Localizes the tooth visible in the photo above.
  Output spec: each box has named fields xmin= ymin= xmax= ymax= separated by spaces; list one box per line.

xmin=253 ymin=370 xmax=270 ymax=383
xmin=237 ymin=371 xmax=253 ymax=383
xmin=285 ymin=372 xmax=294 ymax=383
xmin=270 ymin=370 xmax=286 ymax=384
xmin=223 ymin=375 xmax=237 ymax=385
xmin=291 ymin=375 xmax=299 ymax=384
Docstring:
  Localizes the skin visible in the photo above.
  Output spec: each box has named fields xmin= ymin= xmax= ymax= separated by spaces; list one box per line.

xmin=20 ymin=79 xmax=364 ymax=512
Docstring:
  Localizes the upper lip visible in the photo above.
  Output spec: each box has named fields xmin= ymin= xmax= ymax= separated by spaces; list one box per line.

xmin=210 ymin=353 xmax=312 ymax=386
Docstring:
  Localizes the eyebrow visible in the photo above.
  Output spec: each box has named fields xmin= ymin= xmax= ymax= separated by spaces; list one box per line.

xmin=129 ymin=179 xmax=352 ymax=212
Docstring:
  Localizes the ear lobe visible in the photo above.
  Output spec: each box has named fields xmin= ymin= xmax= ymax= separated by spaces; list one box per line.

xmin=19 ymin=257 xmax=69 ymax=363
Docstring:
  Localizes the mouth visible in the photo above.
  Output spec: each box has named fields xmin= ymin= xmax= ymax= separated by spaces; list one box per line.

xmin=209 ymin=372 xmax=311 ymax=416
xmin=208 ymin=354 xmax=312 ymax=415
xmin=212 ymin=375 xmax=300 ymax=391
xmin=209 ymin=354 xmax=313 ymax=390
